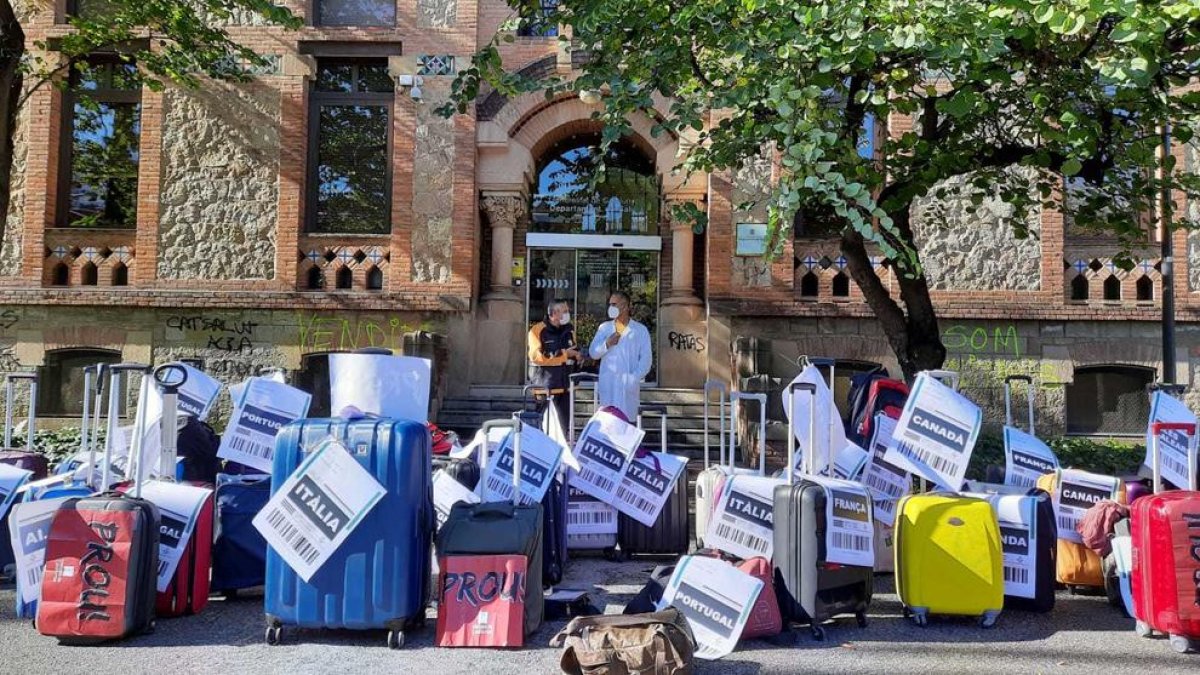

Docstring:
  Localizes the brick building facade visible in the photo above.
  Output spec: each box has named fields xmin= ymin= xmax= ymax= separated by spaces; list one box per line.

xmin=3 ymin=0 xmax=1200 ymax=437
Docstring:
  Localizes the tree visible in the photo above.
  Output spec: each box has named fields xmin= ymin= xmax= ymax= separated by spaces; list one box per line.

xmin=0 ymin=0 xmax=300 ymax=241
xmin=444 ymin=0 xmax=1200 ymax=379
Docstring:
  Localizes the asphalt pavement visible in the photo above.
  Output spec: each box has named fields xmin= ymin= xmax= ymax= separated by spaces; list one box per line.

xmin=2 ymin=557 xmax=1198 ymax=674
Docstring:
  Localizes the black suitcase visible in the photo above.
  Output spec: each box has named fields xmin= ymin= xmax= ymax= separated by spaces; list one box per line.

xmin=437 ymin=420 xmax=545 ymax=635
xmin=617 ymin=406 xmax=690 ymax=557
xmin=515 ymin=389 xmax=568 ymax=588
xmin=961 ymin=481 xmax=1057 ymax=613
xmin=433 ymin=456 xmax=480 ymax=491
xmin=772 ymin=382 xmax=873 ymax=641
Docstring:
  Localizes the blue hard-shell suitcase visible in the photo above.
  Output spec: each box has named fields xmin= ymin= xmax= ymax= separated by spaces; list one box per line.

xmin=264 ymin=418 xmax=434 ymax=649
xmin=212 ymin=473 xmax=271 ymax=594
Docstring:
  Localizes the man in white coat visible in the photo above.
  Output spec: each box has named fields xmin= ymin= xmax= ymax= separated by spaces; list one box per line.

xmin=589 ymin=290 xmax=653 ymax=420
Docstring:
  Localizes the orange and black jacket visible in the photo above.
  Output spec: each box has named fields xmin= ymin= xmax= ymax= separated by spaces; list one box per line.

xmin=528 ymin=320 xmax=575 ymax=394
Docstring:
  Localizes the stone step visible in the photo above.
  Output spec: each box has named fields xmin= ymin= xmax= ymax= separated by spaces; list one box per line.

xmin=465 ymin=385 xmax=709 ymax=405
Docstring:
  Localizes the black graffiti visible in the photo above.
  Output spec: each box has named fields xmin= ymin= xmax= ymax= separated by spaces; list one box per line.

xmin=0 ymin=309 xmax=18 ymax=330
xmin=668 ymin=331 xmax=705 ymax=352
xmin=206 ymin=336 xmax=254 ymax=353
xmin=167 ymin=315 xmax=258 ymax=336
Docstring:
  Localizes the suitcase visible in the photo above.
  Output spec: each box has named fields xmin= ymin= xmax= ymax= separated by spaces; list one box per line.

xmin=1106 ymin=518 xmax=1134 ymax=617
xmin=772 ymin=382 xmax=873 ymax=640
xmin=211 ymin=472 xmax=270 ymax=594
xmin=516 ymin=389 xmax=569 ymax=586
xmin=895 ymin=492 xmax=1004 ymax=627
xmin=433 ymin=455 xmax=480 ymax=491
xmin=616 ymin=406 xmax=691 ymax=557
xmin=149 ymin=363 xmax=214 ymax=618
xmin=264 ymin=416 xmax=434 ymax=649
xmin=1132 ymin=421 xmax=1200 ymax=653
xmin=566 ymin=374 xmax=619 ymax=555
xmin=1036 ymin=470 xmax=1127 ymax=593
xmin=436 ymin=554 xmax=527 ymax=647
xmin=694 ymin=379 xmax=728 ymax=549
xmin=437 ymin=418 xmax=544 ymax=636
xmin=961 ymin=482 xmax=1057 ymax=613
xmin=2 ymin=373 xmax=46 ymax=580
xmin=37 ymin=364 xmax=161 ymax=643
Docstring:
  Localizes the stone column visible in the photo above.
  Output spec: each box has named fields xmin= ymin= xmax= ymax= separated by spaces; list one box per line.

xmin=658 ymin=204 xmax=706 ymax=388
xmin=664 ymin=215 xmax=702 ymax=307
xmin=480 ymin=192 xmax=525 ymax=302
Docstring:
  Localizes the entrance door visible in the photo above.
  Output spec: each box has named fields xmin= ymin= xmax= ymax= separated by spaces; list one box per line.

xmin=527 ymin=240 xmax=659 ymax=383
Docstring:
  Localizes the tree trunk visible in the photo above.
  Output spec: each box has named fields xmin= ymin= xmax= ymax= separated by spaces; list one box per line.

xmin=0 ymin=0 xmax=24 ymax=247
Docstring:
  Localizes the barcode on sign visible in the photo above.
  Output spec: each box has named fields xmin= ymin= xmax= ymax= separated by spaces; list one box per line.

xmin=615 ymin=485 xmax=656 ymax=514
xmin=266 ymin=507 xmax=319 ymax=565
xmin=895 ymin=440 xmax=959 ymax=476
xmin=230 ymin=432 xmax=271 ymax=459
xmin=486 ymin=475 xmax=515 ymax=501
xmin=26 ymin=565 xmax=41 ymax=590
xmin=1057 ymin=515 xmax=1078 ymax=535
xmin=157 ymin=559 xmax=169 ymax=577
xmin=864 ymin=472 xmax=904 ymax=498
xmin=713 ymin=519 xmax=770 ymax=554
xmin=579 ymin=467 xmax=615 ymax=494
xmin=1004 ymin=566 xmax=1030 ymax=585
xmin=568 ymin=510 xmax=614 ymax=526
xmin=1164 ymin=453 xmax=1188 ymax=480
xmin=831 ymin=531 xmax=871 ymax=552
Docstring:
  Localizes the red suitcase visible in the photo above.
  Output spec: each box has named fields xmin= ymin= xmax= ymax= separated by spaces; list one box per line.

xmin=1131 ymin=421 xmax=1200 ymax=653
xmin=436 ymin=554 xmax=527 ymax=648
xmin=38 ymin=364 xmax=160 ymax=643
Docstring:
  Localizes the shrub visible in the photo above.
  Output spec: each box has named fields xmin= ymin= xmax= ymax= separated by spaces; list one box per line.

xmin=966 ymin=432 xmax=1145 ymax=480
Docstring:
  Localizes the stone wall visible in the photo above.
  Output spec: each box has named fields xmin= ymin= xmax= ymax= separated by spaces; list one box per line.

xmin=0 ymin=98 xmax=27 ymax=276
xmin=730 ymin=151 xmax=773 ymax=287
xmin=418 ymin=0 xmax=457 ymax=28
xmin=157 ymin=83 xmax=280 ymax=281
xmin=911 ymin=169 xmax=1043 ymax=291
xmin=410 ymin=84 xmax=454 ymax=284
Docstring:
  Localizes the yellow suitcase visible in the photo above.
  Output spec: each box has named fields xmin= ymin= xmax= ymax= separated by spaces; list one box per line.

xmin=1036 ymin=471 xmax=1127 ymax=592
xmin=894 ymin=493 xmax=1004 ymax=627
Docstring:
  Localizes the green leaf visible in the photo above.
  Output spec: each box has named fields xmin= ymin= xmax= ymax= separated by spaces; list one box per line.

xmin=1062 ymin=158 xmax=1083 ymax=176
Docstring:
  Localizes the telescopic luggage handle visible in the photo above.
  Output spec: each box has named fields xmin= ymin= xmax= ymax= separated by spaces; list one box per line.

xmin=568 ymin=373 xmax=598 ymax=445
xmin=924 ymin=370 xmax=959 ymax=391
xmin=730 ymin=392 xmax=767 ymax=476
xmin=797 ymin=356 xmax=837 ymax=389
xmin=702 ymin=380 xmax=728 ymax=470
xmin=786 ymin=382 xmax=818 ymax=482
xmin=481 ymin=418 xmax=522 ymax=506
xmin=1150 ymin=421 xmax=1198 ymax=493
xmin=101 ymin=363 xmax=151 ymax=495
xmin=3 ymin=372 xmax=38 ymax=452
xmin=1003 ymin=375 xmax=1035 ymax=434
xmin=637 ymin=404 xmax=669 ymax=455
xmin=153 ymin=363 xmax=190 ymax=481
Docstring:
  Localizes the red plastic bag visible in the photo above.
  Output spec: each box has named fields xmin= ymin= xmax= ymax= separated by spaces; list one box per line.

xmin=436 ymin=555 xmax=527 ymax=648
xmin=736 ymin=556 xmax=783 ymax=639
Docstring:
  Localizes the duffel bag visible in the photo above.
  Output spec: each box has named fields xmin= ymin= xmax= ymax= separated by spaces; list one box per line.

xmin=551 ymin=608 xmax=695 ymax=675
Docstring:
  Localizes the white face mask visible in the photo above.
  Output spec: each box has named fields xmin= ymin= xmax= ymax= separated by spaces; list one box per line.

xmin=560 ymin=312 xmax=570 ymax=325
xmin=607 ymin=305 xmax=620 ymax=320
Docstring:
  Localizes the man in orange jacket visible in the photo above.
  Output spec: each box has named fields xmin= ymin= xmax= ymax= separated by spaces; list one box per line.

xmin=528 ymin=299 xmax=582 ymax=433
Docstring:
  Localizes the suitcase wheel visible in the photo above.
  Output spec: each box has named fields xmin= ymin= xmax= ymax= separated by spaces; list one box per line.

xmin=1169 ymin=635 xmax=1194 ymax=654
xmin=1135 ymin=621 xmax=1154 ymax=639
xmin=265 ymin=625 xmax=284 ymax=646
xmin=980 ymin=612 xmax=999 ymax=629
xmin=910 ymin=609 xmax=928 ymax=627
xmin=810 ymin=624 xmax=826 ymax=642
xmin=855 ymin=612 xmax=868 ymax=629
xmin=387 ymin=629 xmax=406 ymax=650
xmin=604 ymin=547 xmax=626 ymax=562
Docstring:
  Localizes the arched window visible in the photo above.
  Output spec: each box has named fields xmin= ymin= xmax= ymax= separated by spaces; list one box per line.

xmin=37 ymin=348 xmax=122 ymax=416
xmin=1066 ymin=365 xmax=1154 ymax=435
xmin=51 ymin=262 xmax=69 ymax=286
xmin=306 ymin=266 xmax=323 ymax=290
xmin=335 ymin=266 xmax=353 ymax=290
xmin=80 ymin=261 xmax=98 ymax=286
xmin=832 ymin=272 xmax=850 ymax=297
xmin=111 ymin=262 xmax=129 ymax=286
xmin=294 ymin=352 xmax=342 ymax=418
xmin=1136 ymin=276 xmax=1153 ymax=302
xmin=1070 ymin=275 xmax=1088 ymax=301
xmin=1103 ymin=275 xmax=1121 ymax=301
xmin=366 ymin=265 xmax=383 ymax=290
xmin=800 ymin=271 xmax=819 ymax=297
xmin=530 ymin=133 xmax=658 ymax=235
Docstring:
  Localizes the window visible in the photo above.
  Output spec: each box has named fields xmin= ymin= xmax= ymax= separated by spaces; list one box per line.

xmin=530 ymin=133 xmax=659 ymax=234
xmin=294 ymin=353 xmax=341 ymax=417
xmin=317 ymin=0 xmax=394 ymax=26
xmin=308 ymin=60 xmax=393 ymax=234
xmin=1070 ymin=274 xmax=1088 ymax=301
xmin=517 ymin=0 xmax=558 ymax=36
xmin=112 ymin=262 xmax=128 ymax=286
xmin=799 ymin=271 xmax=818 ymax=297
xmin=1103 ymin=275 xmax=1121 ymax=301
xmin=61 ymin=59 xmax=141 ymax=228
xmin=366 ymin=265 xmax=383 ymax=290
xmin=1136 ymin=276 xmax=1153 ymax=301
xmin=51 ymin=263 xmax=69 ymax=286
xmin=306 ymin=266 xmax=324 ymax=290
xmin=38 ymin=348 xmax=121 ymax=416
xmin=832 ymin=272 xmax=850 ymax=297
xmin=81 ymin=261 xmax=98 ymax=285
xmin=335 ymin=266 xmax=353 ymax=289
xmin=1066 ymin=365 xmax=1154 ymax=435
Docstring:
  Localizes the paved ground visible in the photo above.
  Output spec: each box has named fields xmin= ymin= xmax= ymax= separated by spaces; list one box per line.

xmin=2 ymin=557 xmax=1198 ymax=674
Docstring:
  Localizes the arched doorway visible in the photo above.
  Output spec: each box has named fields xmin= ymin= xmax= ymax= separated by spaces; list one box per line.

xmin=525 ymin=131 xmax=662 ymax=381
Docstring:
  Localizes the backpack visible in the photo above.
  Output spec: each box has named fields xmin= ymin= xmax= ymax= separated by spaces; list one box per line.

xmin=551 ymin=608 xmax=695 ymax=675
xmin=427 ymin=422 xmax=456 ymax=455
xmin=845 ymin=367 xmax=888 ymax=445
xmin=178 ymin=416 xmax=222 ymax=483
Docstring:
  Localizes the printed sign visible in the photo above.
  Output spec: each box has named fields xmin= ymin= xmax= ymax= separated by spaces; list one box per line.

xmin=822 ymin=441 xmax=869 ymax=481
xmin=706 ymin=475 xmax=779 ymax=560
xmin=804 ymin=475 xmax=874 ymax=568
xmin=859 ymin=415 xmax=909 ymax=527
xmin=784 ymin=366 xmax=847 ymax=474
xmin=1003 ymin=426 xmax=1059 ymax=488
xmin=571 ymin=411 xmax=644 ymax=503
xmin=612 ymin=452 xmax=688 ymax=527
xmin=566 ymin=484 xmax=617 ymax=536
xmin=884 ymin=372 xmax=982 ymax=491
xmin=253 ymin=438 xmax=386 ymax=581
xmin=329 ymin=353 xmax=431 ymax=423
xmin=967 ymin=492 xmax=1038 ymax=600
xmin=1052 ymin=469 xmax=1120 ymax=544
xmin=0 ymin=463 xmax=32 ymax=521
xmin=1145 ymin=391 xmax=1198 ymax=489
xmin=217 ymin=378 xmax=312 ymax=473
xmin=659 ymin=555 xmax=764 ymax=660
xmin=139 ymin=481 xmax=213 ymax=592
xmin=482 ymin=423 xmax=566 ymax=506
xmin=433 ymin=470 xmax=481 ymax=530
xmin=437 ymin=554 xmax=528 ymax=648
xmin=7 ymin=497 xmax=68 ymax=604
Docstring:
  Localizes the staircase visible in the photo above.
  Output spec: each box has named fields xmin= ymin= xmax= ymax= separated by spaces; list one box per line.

xmin=437 ymin=386 xmax=727 ymax=469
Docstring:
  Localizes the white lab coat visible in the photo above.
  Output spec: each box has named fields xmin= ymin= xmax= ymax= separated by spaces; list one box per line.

xmin=589 ymin=319 xmax=653 ymax=420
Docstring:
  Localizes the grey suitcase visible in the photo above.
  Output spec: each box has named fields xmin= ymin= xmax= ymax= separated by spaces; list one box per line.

xmin=435 ymin=419 xmax=545 ymax=635
xmin=616 ymin=405 xmax=690 ymax=557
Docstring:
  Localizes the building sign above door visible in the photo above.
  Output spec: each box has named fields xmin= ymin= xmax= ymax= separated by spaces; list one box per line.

xmin=735 ymin=223 xmax=769 ymax=257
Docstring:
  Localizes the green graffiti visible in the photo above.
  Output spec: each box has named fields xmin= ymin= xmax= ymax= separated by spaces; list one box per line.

xmin=297 ymin=312 xmax=414 ymax=352
xmin=942 ymin=324 xmax=1020 ymax=357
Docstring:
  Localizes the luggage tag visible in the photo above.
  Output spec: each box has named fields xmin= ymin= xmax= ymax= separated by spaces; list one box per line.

xmin=570 ymin=410 xmax=644 ymax=504
xmin=433 ymin=469 xmax=480 ymax=529
xmin=706 ymin=393 xmax=774 ymax=561
xmin=613 ymin=410 xmax=688 ymax=527
xmin=860 ymin=414 xmax=909 ymax=527
xmin=1003 ymin=427 xmax=1059 ymax=488
xmin=1144 ymin=391 xmax=1198 ymax=491
xmin=883 ymin=372 xmax=982 ymax=492
xmin=7 ymin=497 xmax=68 ymax=605
xmin=657 ymin=554 xmax=763 ymax=660
xmin=137 ymin=480 xmax=214 ymax=592
xmin=803 ymin=474 xmax=875 ymax=568
xmin=217 ymin=377 xmax=312 ymax=474
xmin=964 ymin=491 xmax=1038 ymax=600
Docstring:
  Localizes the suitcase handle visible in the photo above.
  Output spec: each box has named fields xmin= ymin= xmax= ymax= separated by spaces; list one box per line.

xmin=154 ymin=363 xmax=190 ymax=481
xmin=99 ymin=364 xmax=149 ymax=491
xmin=568 ymin=374 xmax=599 ymax=444
xmin=637 ymin=406 xmax=669 ymax=455
xmin=702 ymin=380 xmax=727 ymax=469
xmin=481 ymin=419 xmax=522 ymax=506
xmin=3 ymin=372 xmax=38 ymax=453
xmin=1003 ymin=375 xmax=1036 ymax=435
xmin=923 ymin=370 xmax=959 ymax=391
xmin=785 ymin=383 xmax=818 ymax=484
xmin=729 ymin=392 xmax=767 ymax=475
xmin=1150 ymin=421 xmax=1198 ymax=493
